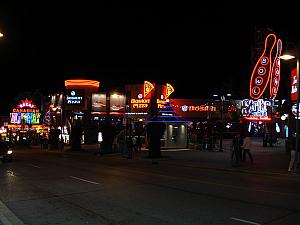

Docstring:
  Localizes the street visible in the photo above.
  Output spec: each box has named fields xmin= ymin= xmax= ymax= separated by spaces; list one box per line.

xmin=0 ymin=144 xmax=300 ymax=225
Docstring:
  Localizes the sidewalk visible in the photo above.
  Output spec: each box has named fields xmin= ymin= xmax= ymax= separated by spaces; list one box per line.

xmin=59 ymin=137 xmax=294 ymax=176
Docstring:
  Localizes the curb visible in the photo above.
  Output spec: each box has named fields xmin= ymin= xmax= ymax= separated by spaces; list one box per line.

xmin=0 ymin=200 xmax=25 ymax=225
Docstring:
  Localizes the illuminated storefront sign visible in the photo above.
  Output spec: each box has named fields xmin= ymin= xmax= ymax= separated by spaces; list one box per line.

xmin=125 ymin=82 xmax=174 ymax=116
xmin=291 ymin=68 xmax=297 ymax=101
xmin=169 ymin=99 xmax=219 ymax=119
xmin=92 ymin=93 xmax=106 ymax=113
xmin=241 ymin=99 xmax=272 ymax=116
xmin=249 ymin=33 xmax=282 ymax=99
xmin=241 ymin=99 xmax=272 ymax=121
xmin=66 ymin=90 xmax=84 ymax=105
xmin=110 ymin=94 xmax=125 ymax=113
xmin=91 ymin=93 xmax=125 ymax=115
xmin=157 ymin=99 xmax=166 ymax=109
xmin=244 ymin=116 xmax=271 ymax=121
xmin=10 ymin=99 xmax=41 ymax=125
xmin=144 ymin=80 xmax=154 ymax=97
xmin=181 ymin=105 xmax=216 ymax=112
xmin=165 ymin=83 xmax=174 ymax=99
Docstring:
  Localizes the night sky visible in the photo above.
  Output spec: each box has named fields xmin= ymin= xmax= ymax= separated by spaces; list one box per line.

xmin=0 ymin=2 xmax=300 ymax=114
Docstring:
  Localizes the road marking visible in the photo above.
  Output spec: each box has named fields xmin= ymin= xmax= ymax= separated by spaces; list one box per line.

xmin=27 ymin=164 xmax=41 ymax=168
xmin=69 ymin=176 xmax=100 ymax=185
xmin=230 ymin=217 xmax=261 ymax=225
xmin=0 ymin=199 xmax=26 ymax=225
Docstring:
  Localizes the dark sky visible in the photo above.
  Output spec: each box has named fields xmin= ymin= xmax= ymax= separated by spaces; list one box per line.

xmin=0 ymin=2 xmax=300 ymax=114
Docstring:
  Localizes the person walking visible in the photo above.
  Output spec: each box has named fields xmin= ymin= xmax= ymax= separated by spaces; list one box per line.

xmin=231 ymin=134 xmax=241 ymax=167
xmin=242 ymin=135 xmax=254 ymax=163
xmin=127 ymin=134 xmax=134 ymax=159
xmin=136 ymin=135 xmax=142 ymax=152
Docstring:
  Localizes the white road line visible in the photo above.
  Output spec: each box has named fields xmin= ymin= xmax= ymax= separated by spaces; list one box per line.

xmin=27 ymin=164 xmax=41 ymax=168
xmin=69 ymin=176 xmax=100 ymax=185
xmin=230 ymin=217 xmax=261 ymax=225
xmin=0 ymin=199 xmax=25 ymax=225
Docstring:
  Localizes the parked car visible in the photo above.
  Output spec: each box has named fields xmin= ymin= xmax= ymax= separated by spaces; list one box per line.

xmin=0 ymin=140 xmax=13 ymax=162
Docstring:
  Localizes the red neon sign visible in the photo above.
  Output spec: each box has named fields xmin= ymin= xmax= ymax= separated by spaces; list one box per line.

xmin=291 ymin=68 xmax=297 ymax=101
xmin=144 ymin=81 xmax=154 ymax=98
xmin=270 ymin=39 xmax=282 ymax=99
xmin=165 ymin=83 xmax=174 ymax=99
xmin=244 ymin=116 xmax=271 ymax=121
xmin=250 ymin=33 xmax=277 ymax=99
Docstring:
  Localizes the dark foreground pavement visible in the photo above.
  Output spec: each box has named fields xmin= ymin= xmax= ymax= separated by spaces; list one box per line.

xmin=1 ymin=137 xmax=299 ymax=225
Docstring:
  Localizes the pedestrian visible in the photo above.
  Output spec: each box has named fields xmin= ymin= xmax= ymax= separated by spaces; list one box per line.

xmin=40 ymin=136 xmax=44 ymax=149
xmin=288 ymin=135 xmax=296 ymax=172
xmin=136 ymin=135 xmax=142 ymax=152
xmin=242 ymin=135 xmax=254 ymax=163
xmin=127 ymin=134 xmax=134 ymax=159
xmin=231 ymin=134 xmax=241 ymax=166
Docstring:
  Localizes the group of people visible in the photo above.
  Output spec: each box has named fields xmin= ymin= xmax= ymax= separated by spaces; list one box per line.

xmin=231 ymin=133 xmax=254 ymax=166
xmin=126 ymin=135 xmax=143 ymax=159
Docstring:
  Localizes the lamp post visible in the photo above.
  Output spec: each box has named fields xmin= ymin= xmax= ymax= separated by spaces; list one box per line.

xmin=213 ymin=93 xmax=232 ymax=152
xmin=0 ymin=32 xmax=3 ymax=38
xmin=279 ymin=44 xmax=300 ymax=172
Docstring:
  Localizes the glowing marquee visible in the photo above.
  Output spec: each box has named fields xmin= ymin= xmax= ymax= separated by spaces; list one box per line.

xmin=10 ymin=99 xmax=41 ymax=124
xmin=250 ymin=33 xmax=282 ymax=99
xmin=241 ymin=99 xmax=272 ymax=119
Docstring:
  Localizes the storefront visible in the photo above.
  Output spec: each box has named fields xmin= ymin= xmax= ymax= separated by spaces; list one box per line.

xmin=63 ymin=79 xmax=100 ymax=144
xmin=168 ymin=98 xmax=240 ymax=149
xmin=125 ymin=81 xmax=188 ymax=149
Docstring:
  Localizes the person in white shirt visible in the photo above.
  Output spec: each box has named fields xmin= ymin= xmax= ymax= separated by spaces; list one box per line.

xmin=242 ymin=136 xmax=254 ymax=163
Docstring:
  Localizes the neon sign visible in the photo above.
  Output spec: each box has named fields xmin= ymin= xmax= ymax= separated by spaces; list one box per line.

xmin=165 ymin=83 xmax=174 ymax=99
xmin=17 ymin=98 xmax=37 ymax=108
xmin=65 ymin=79 xmax=100 ymax=88
xmin=291 ymin=68 xmax=297 ymax=101
xmin=181 ymin=105 xmax=216 ymax=112
xmin=244 ymin=116 xmax=271 ymax=121
xmin=241 ymin=99 xmax=272 ymax=117
xmin=10 ymin=99 xmax=41 ymax=125
xmin=250 ymin=34 xmax=282 ymax=99
xmin=144 ymin=80 xmax=154 ymax=98
xmin=270 ymin=39 xmax=282 ymax=99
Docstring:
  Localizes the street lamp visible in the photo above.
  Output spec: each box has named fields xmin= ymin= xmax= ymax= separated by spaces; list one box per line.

xmin=213 ymin=93 xmax=232 ymax=152
xmin=0 ymin=32 xmax=3 ymax=38
xmin=279 ymin=44 xmax=300 ymax=172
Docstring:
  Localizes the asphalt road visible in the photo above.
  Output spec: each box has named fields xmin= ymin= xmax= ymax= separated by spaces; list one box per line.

xmin=0 ymin=146 xmax=299 ymax=225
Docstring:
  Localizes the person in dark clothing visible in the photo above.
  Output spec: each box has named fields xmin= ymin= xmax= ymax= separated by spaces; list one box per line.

xmin=127 ymin=135 xmax=134 ymax=159
xmin=136 ymin=135 xmax=142 ymax=152
xmin=231 ymin=134 xmax=242 ymax=166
